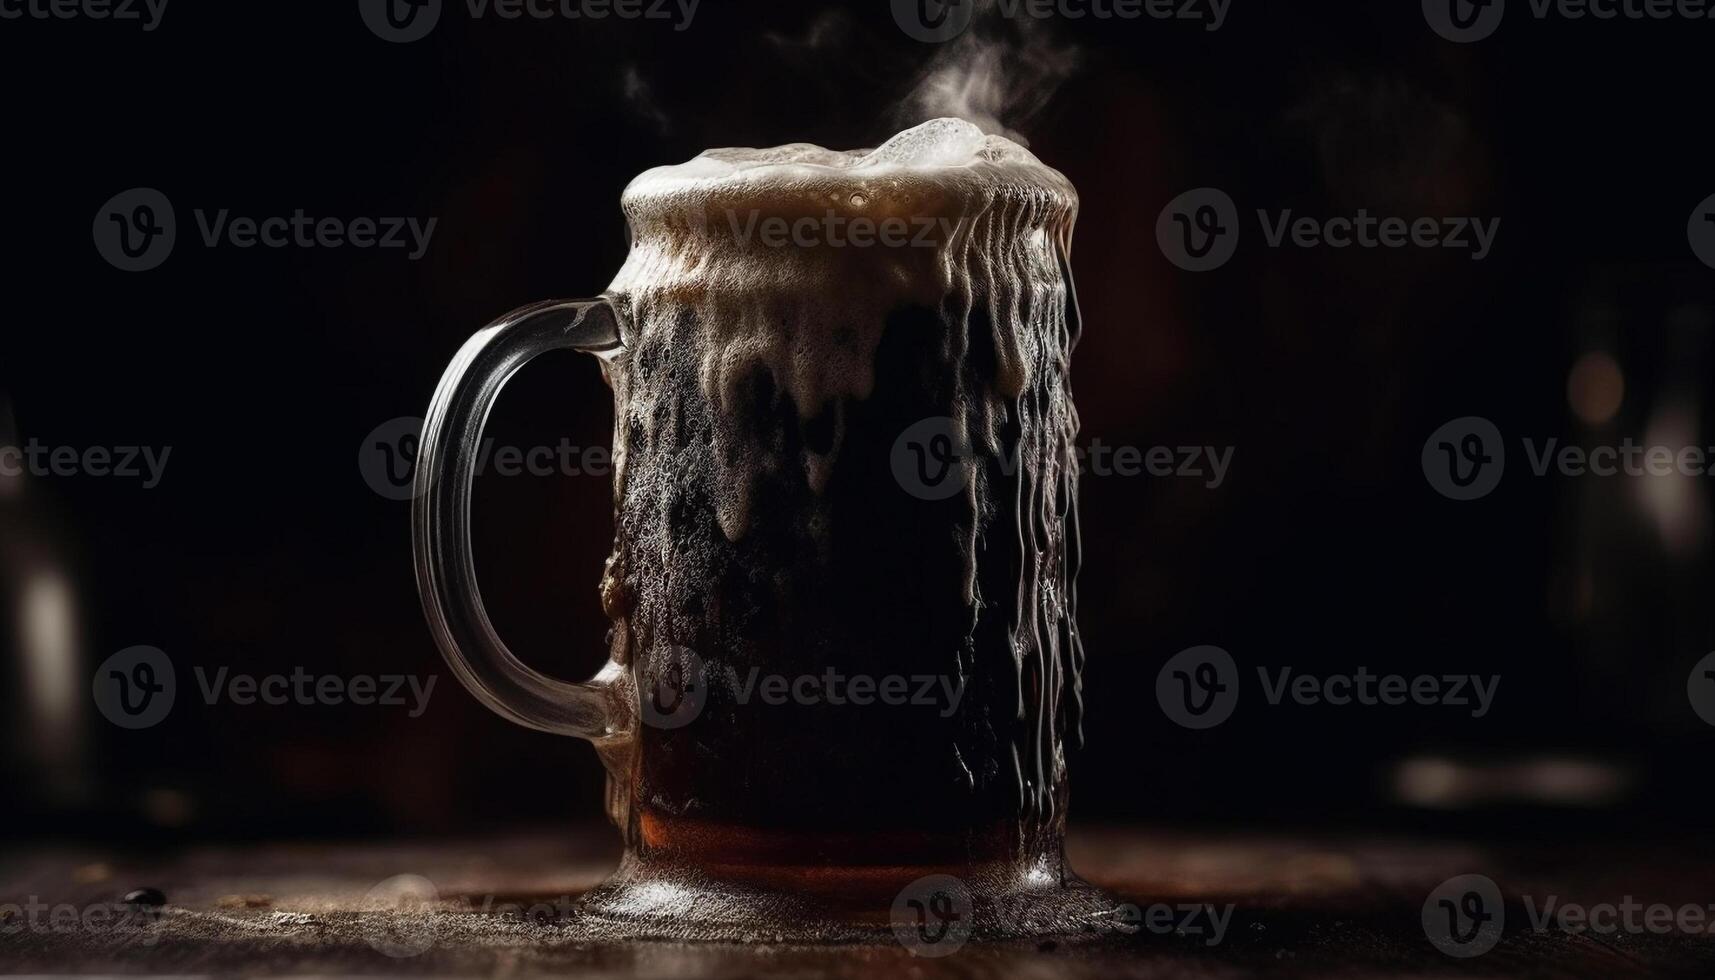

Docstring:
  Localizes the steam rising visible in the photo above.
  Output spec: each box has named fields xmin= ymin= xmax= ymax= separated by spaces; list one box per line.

xmin=618 ymin=8 xmax=1078 ymax=149
xmin=623 ymin=65 xmax=671 ymax=136
xmin=763 ymin=10 xmax=850 ymax=53
xmin=895 ymin=26 xmax=1079 ymax=145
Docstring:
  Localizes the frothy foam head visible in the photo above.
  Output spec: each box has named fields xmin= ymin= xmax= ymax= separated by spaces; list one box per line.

xmin=605 ymin=119 xmax=1079 ymax=441
xmin=694 ymin=117 xmax=1034 ymax=172
xmin=620 ymin=118 xmax=1076 ymax=226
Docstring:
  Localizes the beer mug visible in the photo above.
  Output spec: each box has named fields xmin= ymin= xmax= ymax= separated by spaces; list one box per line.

xmin=412 ymin=119 xmax=1116 ymax=942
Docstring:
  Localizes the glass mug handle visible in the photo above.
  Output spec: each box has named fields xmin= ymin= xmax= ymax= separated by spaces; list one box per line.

xmin=411 ymin=297 xmax=631 ymax=742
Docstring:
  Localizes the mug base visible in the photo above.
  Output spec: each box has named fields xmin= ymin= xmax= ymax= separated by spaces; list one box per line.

xmin=569 ymin=852 xmax=1130 ymax=945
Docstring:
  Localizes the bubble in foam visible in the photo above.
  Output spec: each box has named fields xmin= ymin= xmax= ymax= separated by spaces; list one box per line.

xmin=859 ymin=117 xmax=990 ymax=168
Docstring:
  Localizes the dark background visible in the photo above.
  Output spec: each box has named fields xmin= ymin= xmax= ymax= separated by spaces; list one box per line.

xmin=2 ymin=0 xmax=1711 ymax=845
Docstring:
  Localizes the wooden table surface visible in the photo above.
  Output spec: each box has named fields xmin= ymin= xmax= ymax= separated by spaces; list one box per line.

xmin=4 ymin=826 xmax=1713 ymax=978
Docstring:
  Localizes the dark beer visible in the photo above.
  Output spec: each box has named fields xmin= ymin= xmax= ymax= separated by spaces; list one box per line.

xmin=595 ymin=119 xmax=1086 ymax=880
